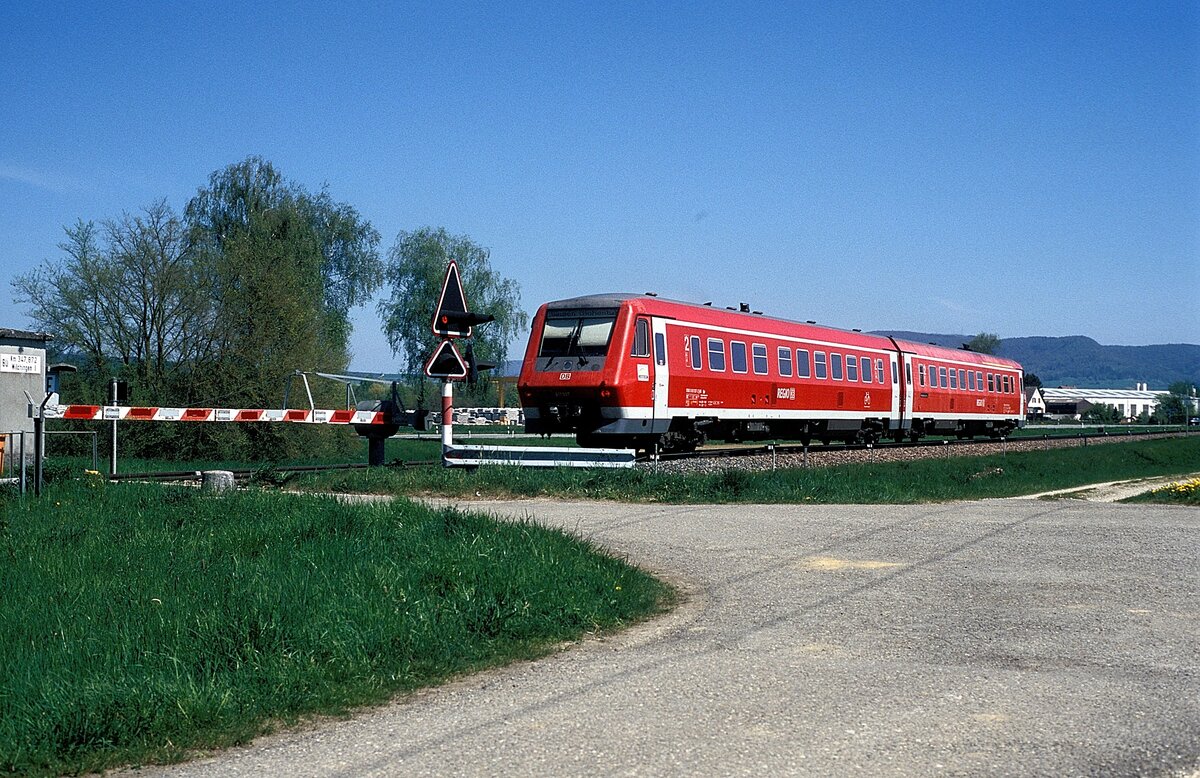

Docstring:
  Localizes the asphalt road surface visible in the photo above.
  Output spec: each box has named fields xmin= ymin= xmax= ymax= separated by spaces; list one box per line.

xmin=144 ymin=499 xmax=1199 ymax=777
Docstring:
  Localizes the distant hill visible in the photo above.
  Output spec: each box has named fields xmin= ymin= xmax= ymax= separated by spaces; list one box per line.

xmin=873 ymin=332 xmax=1200 ymax=389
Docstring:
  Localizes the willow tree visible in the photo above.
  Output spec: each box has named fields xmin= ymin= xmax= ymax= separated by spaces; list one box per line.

xmin=378 ymin=227 xmax=527 ymax=406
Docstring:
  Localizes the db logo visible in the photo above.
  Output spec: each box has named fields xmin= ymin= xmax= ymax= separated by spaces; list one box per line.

xmin=559 ymin=372 xmax=572 ymax=380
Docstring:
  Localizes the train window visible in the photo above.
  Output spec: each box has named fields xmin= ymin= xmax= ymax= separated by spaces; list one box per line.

xmin=968 ymin=371 xmax=976 ymax=390
xmin=949 ymin=368 xmax=957 ymax=389
xmin=1003 ymin=375 xmax=1011 ymax=393
xmin=831 ymin=354 xmax=844 ymax=381
xmin=862 ymin=358 xmax=872 ymax=383
xmin=846 ymin=355 xmax=858 ymax=382
xmin=919 ymin=364 xmax=926 ymax=386
xmin=630 ymin=319 xmax=650 ymax=358
xmin=814 ymin=351 xmax=827 ymax=379
xmin=905 ymin=362 xmax=911 ymax=385
xmin=797 ymin=349 xmax=811 ymax=378
xmin=976 ymin=371 xmax=983 ymax=390
xmin=538 ymin=309 xmax=619 ymax=359
xmin=879 ymin=360 xmax=887 ymax=384
xmin=958 ymin=369 xmax=966 ymax=388
xmin=689 ymin=336 xmax=702 ymax=370
xmin=707 ymin=339 xmax=726 ymax=372
xmin=731 ymin=341 xmax=748 ymax=373
xmin=939 ymin=367 xmax=948 ymax=388
xmin=778 ymin=347 xmax=793 ymax=377
xmin=987 ymin=373 xmax=995 ymax=392
xmin=752 ymin=344 xmax=768 ymax=375
xmin=654 ymin=333 xmax=666 ymax=366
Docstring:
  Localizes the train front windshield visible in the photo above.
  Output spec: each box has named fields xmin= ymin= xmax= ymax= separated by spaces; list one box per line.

xmin=538 ymin=309 xmax=618 ymax=360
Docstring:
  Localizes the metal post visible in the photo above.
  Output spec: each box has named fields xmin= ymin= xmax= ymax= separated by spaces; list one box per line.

xmin=802 ymin=443 xmax=809 ymax=468
xmin=110 ymin=378 xmax=118 ymax=477
xmin=441 ymin=380 xmax=454 ymax=464
xmin=18 ymin=431 xmax=26 ymax=496
xmin=34 ymin=395 xmax=49 ymax=497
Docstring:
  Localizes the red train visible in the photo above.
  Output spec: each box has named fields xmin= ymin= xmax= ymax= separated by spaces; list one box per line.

xmin=517 ymin=293 xmax=1025 ymax=452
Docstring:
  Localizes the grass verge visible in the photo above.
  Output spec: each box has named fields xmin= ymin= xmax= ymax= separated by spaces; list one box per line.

xmin=0 ymin=480 xmax=672 ymax=776
xmin=1122 ymin=476 xmax=1200 ymax=505
xmin=292 ymin=436 xmax=1200 ymax=504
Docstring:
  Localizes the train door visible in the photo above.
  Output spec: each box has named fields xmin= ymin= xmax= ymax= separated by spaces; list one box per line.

xmin=890 ymin=354 xmax=902 ymax=431
xmin=900 ymin=352 xmax=914 ymax=434
xmin=651 ymin=318 xmax=669 ymax=429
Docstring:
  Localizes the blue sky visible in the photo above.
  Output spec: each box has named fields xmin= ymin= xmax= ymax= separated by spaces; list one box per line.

xmin=2 ymin=2 xmax=1197 ymax=371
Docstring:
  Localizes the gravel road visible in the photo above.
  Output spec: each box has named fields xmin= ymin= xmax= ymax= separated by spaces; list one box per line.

xmin=139 ymin=498 xmax=1200 ymax=777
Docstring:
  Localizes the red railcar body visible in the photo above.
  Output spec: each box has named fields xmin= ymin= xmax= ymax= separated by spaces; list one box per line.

xmin=518 ymin=294 xmax=1024 ymax=451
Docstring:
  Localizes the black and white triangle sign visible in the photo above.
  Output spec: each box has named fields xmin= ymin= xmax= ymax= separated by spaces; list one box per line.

xmin=424 ymin=339 xmax=469 ymax=379
xmin=431 ymin=261 xmax=472 ymax=338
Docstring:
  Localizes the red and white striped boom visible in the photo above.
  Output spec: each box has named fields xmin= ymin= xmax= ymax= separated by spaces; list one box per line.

xmin=42 ymin=405 xmax=391 ymax=425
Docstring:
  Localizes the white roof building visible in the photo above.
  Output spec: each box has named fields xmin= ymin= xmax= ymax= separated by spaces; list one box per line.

xmin=1040 ymin=385 xmax=1167 ymax=420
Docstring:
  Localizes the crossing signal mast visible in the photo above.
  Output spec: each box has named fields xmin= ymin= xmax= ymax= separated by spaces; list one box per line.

xmin=425 ymin=261 xmax=495 ymax=460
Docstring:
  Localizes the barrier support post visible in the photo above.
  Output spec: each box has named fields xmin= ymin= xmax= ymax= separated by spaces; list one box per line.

xmin=110 ymin=378 xmax=118 ymax=477
xmin=441 ymin=380 xmax=454 ymax=464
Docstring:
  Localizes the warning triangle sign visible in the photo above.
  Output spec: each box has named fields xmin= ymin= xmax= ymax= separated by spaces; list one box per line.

xmin=431 ymin=261 xmax=472 ymax=338
xmin=424 ymin=339 xmax=469 ymax=379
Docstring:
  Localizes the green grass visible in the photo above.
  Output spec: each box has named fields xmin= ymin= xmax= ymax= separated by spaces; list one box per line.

xmin=1123 ymin=475 xmax=1200 ymax=505
xmin=0 ymin=481 xmax=672 ymax=776
xmin=293 ymin=436 xmax=1200 ymax=504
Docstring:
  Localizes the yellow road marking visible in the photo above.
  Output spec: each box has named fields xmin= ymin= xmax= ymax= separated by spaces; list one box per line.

xmin=801 ymin=556 xmax=905 ymax=571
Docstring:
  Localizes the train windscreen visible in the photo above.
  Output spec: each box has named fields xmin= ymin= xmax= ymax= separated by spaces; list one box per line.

xmin=538 ymin=309 xmax=618 ymax=359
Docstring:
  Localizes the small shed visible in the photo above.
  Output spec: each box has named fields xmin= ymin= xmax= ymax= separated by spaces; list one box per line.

xmin=0 ymin=328 xmax=53 ymax=469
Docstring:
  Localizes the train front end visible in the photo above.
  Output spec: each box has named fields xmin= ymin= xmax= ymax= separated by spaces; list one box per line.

xmin=517 ymin=294 xmax=638 ymax=445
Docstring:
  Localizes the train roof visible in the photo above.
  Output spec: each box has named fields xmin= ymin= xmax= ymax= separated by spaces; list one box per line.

xmin=539 ymin=293 xmax=1022 ymax=370
xmin=889 ymin=338 xmax=1022 ymax=369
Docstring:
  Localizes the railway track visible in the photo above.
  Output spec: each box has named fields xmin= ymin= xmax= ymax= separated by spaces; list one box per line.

xmin=650 ymin=427 xmax=1186 ymax=463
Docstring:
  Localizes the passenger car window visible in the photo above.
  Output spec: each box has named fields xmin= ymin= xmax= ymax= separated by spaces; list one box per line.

xmin=831 ymin=354 xmax=843 ymax=381
xmin=846 ymin=355 xmax=858 ymax=382
xmin=861 ymin=357 xmax=872 ymax=383
xmin=878 ymin=360 xmax=886 ymax=384
xmin=919 ymin=365 xmax=926 ymax=386
xmin=778 ymin=347 xmax=793 ymax=377
xmin=707 ymin=339 xmax=726 ymax=372
xmin=689 ymin=336 xmax=702 ymax=369
xmin=731 ymin=341 xmax=748 ymax=373
xmin=814 ymin=352 xmax=827 ymax=379
xmin=939 ymin=367 xmax=947 ymax=388
xmin=797 ymin=349 xmax=811 ymax=378
xmin=654 ymin=333 xmax=666 ymax=366
xmin=752 ymin=344 xmax=768 ymax=375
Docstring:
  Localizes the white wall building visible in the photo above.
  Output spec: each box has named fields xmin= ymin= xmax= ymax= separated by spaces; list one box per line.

xmin=1 ymin=328 xmax=53 ymax=469
xmin=1040 ymin=384 xmax=1174 ymax=421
